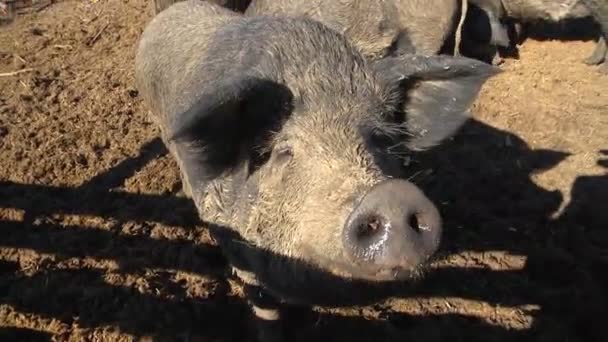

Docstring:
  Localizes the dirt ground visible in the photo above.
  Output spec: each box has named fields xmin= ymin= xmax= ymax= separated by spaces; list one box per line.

xmin=0 ymin=1 xmax=606 ymax=341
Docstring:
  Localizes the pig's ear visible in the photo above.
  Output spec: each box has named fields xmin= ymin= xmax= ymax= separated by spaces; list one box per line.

xmin=169 ymin=75 xmax=293 ymax=181
xmin=373 ymin=55 xmax=500 ymax=151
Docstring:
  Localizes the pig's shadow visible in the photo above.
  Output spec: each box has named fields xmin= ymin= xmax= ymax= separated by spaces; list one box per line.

xmin=521 ymin=16 xmax=600 ymax=43
xmin=500 ymin=16 xmax=601 ymax=61
xmin=542 ymin=151 xmax=608 ymax=341
xmin=1 ymin=120 xmax=606 ymax=341
xmin=401 ymin=119 xmax=606 ymax=342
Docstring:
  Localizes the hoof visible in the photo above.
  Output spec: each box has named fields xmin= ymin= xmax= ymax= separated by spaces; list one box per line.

xmin=583 ymin=54 xmax=605 ymax=66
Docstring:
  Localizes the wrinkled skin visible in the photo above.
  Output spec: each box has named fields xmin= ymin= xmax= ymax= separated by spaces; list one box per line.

xmin=475 ymin=0 xmax=608 ymax=71
xmin=245 ymin=0 xmax=460 ymax=59
xmin=580 ymin=0 xmax=608 ymax=72
xmin=135 ymin=1 xmax=497 ymax=340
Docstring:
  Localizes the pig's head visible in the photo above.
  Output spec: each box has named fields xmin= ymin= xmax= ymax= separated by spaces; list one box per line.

xmin=168 ymin=19 xmax=498 ymax=294
xmin=467 ymin=0 xmax=511 ymax=47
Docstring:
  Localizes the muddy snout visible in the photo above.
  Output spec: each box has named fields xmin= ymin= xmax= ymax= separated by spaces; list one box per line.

xmin=342 ymin=179 xmax=442 ymax=280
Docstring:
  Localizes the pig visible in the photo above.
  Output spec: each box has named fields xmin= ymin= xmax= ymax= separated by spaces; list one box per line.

xmin=244 ymin=0 xmax=463 ymax=59
xmin=135 ymin=1 xmax=498 ymax=340
xmin=468 ymin=0 xmax=608 ymax=72
xmin=153 ymin=0 xmax=250 ymax=15
xmin=575 ymin=0 xmax=607 ymax=71
xmin=457 ymin=0 xmax=517 ymax=65
xmin=467 ymin=0 xmax=512 ymax=48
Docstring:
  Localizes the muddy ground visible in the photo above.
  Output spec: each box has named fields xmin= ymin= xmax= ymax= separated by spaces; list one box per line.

xmin=0 ymin=1 xmax=607 ymax=341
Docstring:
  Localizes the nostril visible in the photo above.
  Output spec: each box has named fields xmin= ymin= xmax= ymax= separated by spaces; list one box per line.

xmin=355 ymin=215 xmax=384 ymax=240
xmin=408 ymin=212 xmax=430 ymax=234
xmin=343 ymin=180 xmax=443 ymax=271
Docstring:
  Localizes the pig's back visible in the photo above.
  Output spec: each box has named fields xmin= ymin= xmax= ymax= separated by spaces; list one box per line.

xmin=135 ymin=0 xmax=240 ymax=126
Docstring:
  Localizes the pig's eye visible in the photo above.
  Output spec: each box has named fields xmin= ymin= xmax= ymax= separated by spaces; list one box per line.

xmin=273 ymin=146 xmax=294 ymax=167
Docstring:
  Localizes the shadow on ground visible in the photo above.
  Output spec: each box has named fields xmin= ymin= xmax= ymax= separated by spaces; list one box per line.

xmin=523 ymin=16 xmax=601 ymax=42
xmin=1 ymin=120 xmax=606 ymax=341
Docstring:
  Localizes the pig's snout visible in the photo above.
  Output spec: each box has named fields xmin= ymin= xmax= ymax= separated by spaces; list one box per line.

xmin=342 ymin=179 xmax=442 ymax=279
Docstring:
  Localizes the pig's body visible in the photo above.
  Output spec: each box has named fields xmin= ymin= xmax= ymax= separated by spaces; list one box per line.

xmin=391 ymin=0 xmax=461 ymax=55
xmin=135 ymin=1 xmax=497 ymax=340
xmin=153 ymin=0 xmax=250 ymax=14
xmin=245 ymin=0 xmax=460 ymax=58
xmin=467 ymin=0 xmax=511 ymax=47
xmin=502 ymin=0 xmax=591 ymax=21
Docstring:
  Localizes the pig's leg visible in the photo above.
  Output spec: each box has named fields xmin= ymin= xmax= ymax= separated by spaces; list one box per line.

xmin=486 ymin=11 xmax=510 ymax=48
xmin=581 ymin=0 xmax=608 ymax=71
xmin=233 ymin=267 xmax=284 ymax=342
xmin=491 ymin=50 xmax=504 ymax=65
xmin=512 ymin=21 xmax=528 ymax=45
xmin=584 ymin=36 xmax=607 ymax=65
xmin=599 ymin=58 xmax=608 ymax=74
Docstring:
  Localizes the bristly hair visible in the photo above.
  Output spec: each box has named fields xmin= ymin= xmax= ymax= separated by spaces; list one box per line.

xmin=358 ymin=78 xmax=422 ymax=163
